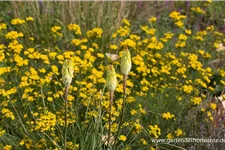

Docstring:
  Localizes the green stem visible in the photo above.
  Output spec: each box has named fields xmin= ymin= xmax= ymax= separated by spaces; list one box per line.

xmin=114 ymin=75 xmax=127 ymax=149
xmin=108 ymin=90 xmax=114 ymax=148
xmin=121 ymin=75 xmax=127 ymax=123
xmin=64 ymin=85 xmax=69 ymax=150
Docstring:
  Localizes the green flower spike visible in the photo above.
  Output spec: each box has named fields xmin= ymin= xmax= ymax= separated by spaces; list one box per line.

xmin=120 ymin=48 xmax=132 ymax=76
xmin=62 ymin=59 xmax=74 ymax=86
xmin=106 ymin=65 xmax=117 ymax=92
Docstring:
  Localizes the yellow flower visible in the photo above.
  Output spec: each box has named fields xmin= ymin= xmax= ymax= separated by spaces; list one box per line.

xmin=119 ymin=135 xmax=127 ymax=142
xmin=167 ymin=133 xmax=174 ymax=139
xmin=47 ymin=97 xmax=53 ymax=102
xmin=0 ymin=23 xmax=7 ymax=30
xmin=122 ymin=19 xmax=130 ymax=26
xmin=210 ymin=103 xmax=217 ymax=110
xmin=3 ymin=145 xmax=12 ymax=150
xmin=149 ymin=17 xmax=157 ymax=22
xmin=110 ymin=44 xmax=118 ymax=50
xmin=191 ymin=7 xmax=205 ymax=14
xmin=140 ymin=138 xmax=147 ymax=145
xmin=162 ymin=112 xmax=175 ymax=120
xmin=201 ymin=108 xmax=205 ymax=112
xmin=26 ymin=17 xmax=34 ymax=21
xmin=185 ymin=29 xmax=192 ymax=35
xmin=97 ymin=53 xmax=104 ymax=58
xmin=175 ymin=128 xmax=183 ymax=137
xmin=191 ymin=97 xmax=202 ymax=105
xmin=0 ymin=128 xmax=5 ymax=137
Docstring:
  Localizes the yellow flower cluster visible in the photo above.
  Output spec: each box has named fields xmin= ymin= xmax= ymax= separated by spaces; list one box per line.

xmin=191 ymin=97 xmax=202 ymax=105
xmin=120 ymin=39 xmax=136 ymax=49
xmin=1 ymin=108 xmax=15 ymax=120
xmin=169 ymin=11 xmax=186 ymax=28
xmin=162 ymin=112 xmax=175 ymax=120
xmin=34 ymin=111 xmax=56 ymax=132
xmin=67 ymin=23 xmax=81 ymax=35
xmin=175 ymin=34 xmax=188 ymax=48
xmin=71 ymin=38 xmax=88 ymax=46
xmin=0 ymin=128 xmax=5 ymax=137
xmin=51 ymin=26 xmax=62 ymax=37
xmin=11 ymin=18 xmax=25 ymax=25
xmin=0 ymin=23 xmax=7 ymax=30
xmin=149 ymin=125 xmax=161 ymax=138
xmin=112 ymin=20 xmax=130 ymax=37
xmin=191 ymin=7 xmax=206 ymax=14
xmin=87 ymin=28 xmax=103 ymax=38
xmin=5 ymin=31 xmax=24 ymax=40
xmin=182 ymin=85 xmax=194 ymax=94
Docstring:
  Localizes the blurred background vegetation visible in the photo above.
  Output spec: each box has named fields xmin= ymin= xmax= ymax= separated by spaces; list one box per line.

xmin=1 ymin=1 xmax=225 ymax=39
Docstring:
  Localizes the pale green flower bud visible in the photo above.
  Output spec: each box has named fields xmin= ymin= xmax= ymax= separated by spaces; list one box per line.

xmin=120 ymin=48 xmax=132 ymax=76
xmin=62 ymin=59 xmax=74 ymax=86
xmin=106 ymin=65 xmax=117 ymax=92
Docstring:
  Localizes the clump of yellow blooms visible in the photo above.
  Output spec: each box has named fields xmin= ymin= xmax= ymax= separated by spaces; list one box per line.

xmin=162 ymin=112 xmax=175 ymax=120
xmin=51 ymin=26 xmax=62 ymax=37
xmin=5 ymin=31 xmax=24 ymax=39
xmin=169 ymin=11 xmax=186 ymax=28
xmin=191 ymin=97 xmax=202 ymax=105
xmin=34 ymin=111 xmax=57 ymax=132
xmin=191 ymin=7 xmax=206 ymax=14
xmin=87 ymin=28 xmax=103 ymax=38
xmin=67 ymin=23 xmax=82 ymax=35
xmin=0 ymin=23 xmax=7 ymax=30
xmin=149 ymin=125 xmax=161 ymax=138
xmin=11 ymin=18 xmax=25 ymax=25
xmin=1 ymin=108 xmax=15 ymax=120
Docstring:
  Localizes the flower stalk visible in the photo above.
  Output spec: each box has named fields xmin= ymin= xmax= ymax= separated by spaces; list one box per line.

xmin=115 ymin=48 xmax=131 ymax=148
xmin=62 ymin=59 xmax=74 ymax=150
xmin=106 ymin=65 xmax=117 ymax=148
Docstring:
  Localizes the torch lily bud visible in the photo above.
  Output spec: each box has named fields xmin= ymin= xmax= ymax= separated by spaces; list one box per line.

xmin=62 ymin=59 xmax=74 ymax=86
xmin=106 ymin=65 xmax=117 ymax=92
xmin=120 ymin=48 xmax=132 ymax=76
